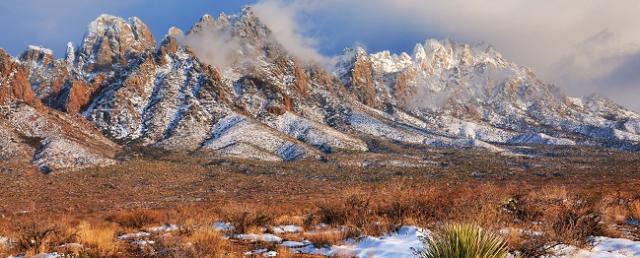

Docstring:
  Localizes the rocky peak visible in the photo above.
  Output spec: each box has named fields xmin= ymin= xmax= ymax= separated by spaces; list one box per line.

xmin=19 ymin=45 xmax=54 ymax=66
xmin=335 ymin=47 xmax=368 ymax=74
xmin=79 ymin=14 xmax=156 ymax=71
xmin=218 ymin=12 xmax=230 ymax=27
xmin=335 ymin=47 xmax=379 ymax=107
xmin=188 ymin=14 xmax=215 ymax=35
xmin=65 ymin=42 xmax=76 ymax=66
xmin=420 ymin=39 xmax=506 ymax=70
xmin=228 ymin=6 xmax=271 ymax=42
xmin=158 ymin=27 xmax=184 ymax=57
xmin=370 ymin=51 xmax=412 ymax=74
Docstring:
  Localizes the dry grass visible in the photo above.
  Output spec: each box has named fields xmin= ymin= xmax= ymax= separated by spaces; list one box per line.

xmin=630 ymin=200 xmax=640 ymax=221
xmin=0 ymin=149 xmax=639 ymax=256
xmin=603 ymin=205 xmax=630 ymax=225
xmin=107 ymin=209 xmax=162 ymax=229
xmin=11 ymin=221 xmax=75 ymax=256
xmin=303 ymin=230 xmax=346 ymax=247
xmin=549 ymin=203 xmax=603 ymax=247
xmin=273 ymin=214 xmax=306 ymax=226
xmin=75 ymin=221 xmax=119 ymax=256
xmin=186 ymin=227 xmax=238 ymax=258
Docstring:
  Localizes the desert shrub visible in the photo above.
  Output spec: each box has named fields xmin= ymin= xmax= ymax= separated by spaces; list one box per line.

xmin=108 ymin=210 xmax=161 ymax=229
xmin=416 ymin=224 xmax=509 ymax=258
xmin=550 ymin=204 xmax=602 ymax=246
xmin=511 ymin=238 xmax=561 ymax=258
xmin=187 ymin=227 xmax=236 ymax=258
xmin=501 ymin=195 xmax=543 ymax=222
xmin=224 ymin=209 xmax=273 ymax=234
xmin=14 ymin=222 xmax=73 ymax=255
xmin=317 ymin=192 xmax=371 ymax=229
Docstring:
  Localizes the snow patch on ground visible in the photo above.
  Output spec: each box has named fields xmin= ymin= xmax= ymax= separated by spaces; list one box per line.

xmin=148 ymin=224 xmax=179 ymax=233
xmin=328 ymin=226 xmax=426 ymax=258
xmin=213 ymin=221 xmax=235 ymax=232
xmin=231 ymin=233 xmax=283 ymax=243
xmin=117 ymin=232 xmax=151 ymax=240
xmin=556 ymin=237 xmax=640 ymax=258
xmin=271 ymin=225 xmax=302 ymax=234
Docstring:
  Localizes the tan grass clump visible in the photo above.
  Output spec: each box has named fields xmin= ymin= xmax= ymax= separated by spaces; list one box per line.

xmin=75 ymin=221 xmax=119 ymax=256
xmin=187 ymin=227 xmax=236 ymax=258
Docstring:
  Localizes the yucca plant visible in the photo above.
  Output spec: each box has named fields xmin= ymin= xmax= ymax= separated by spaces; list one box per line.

xmin=417 ymin=224 xmax=509 ymax=258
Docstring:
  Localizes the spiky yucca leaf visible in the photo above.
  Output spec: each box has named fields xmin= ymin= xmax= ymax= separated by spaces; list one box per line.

xmin=418 ymin=224 xmax=509 ymax=258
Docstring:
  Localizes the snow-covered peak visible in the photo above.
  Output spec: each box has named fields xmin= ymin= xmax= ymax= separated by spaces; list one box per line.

xmin=338 ymin=47 xmax=368 ymax=62
xmin=418 ymin=39 xmax=506 ymax=69
xmin=78 ymin=14 xmax=156 ymax=70
xmin=166 ymin=27 xmax=184 ymax=39
xmin=218 ymin=12 xmax=230 ymax=27
xmin=334 ymin=47 xmax=369 ymax=76
xmin=200 ymin=14 xmax=214 ymax=23
xmin=65 ymin=42 xmax=75 ymax=65
xmin=86 ymin=14 xmax=128 ymax=35
xmin=81 ymin=14 xmax=155 ymax=51
xmin=412 ymin=43 xmax=427 ymax=61
xmin=27 ymin=45 xmax=53 ymax=56
xmin=19 ymin=45 xmax=55 ymax=66
xmin=370 ymin=51 xmax=413 ymax=73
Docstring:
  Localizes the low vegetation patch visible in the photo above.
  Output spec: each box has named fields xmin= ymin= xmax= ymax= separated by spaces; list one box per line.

xmin=417 ymin=224 xmax=509 ymax=258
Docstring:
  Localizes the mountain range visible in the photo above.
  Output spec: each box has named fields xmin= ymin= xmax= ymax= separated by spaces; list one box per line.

xmin=1 ymin=7 xmax=639 ymax=172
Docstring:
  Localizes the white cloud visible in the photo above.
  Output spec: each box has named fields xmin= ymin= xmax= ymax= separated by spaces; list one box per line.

xmin=182 ymin=23 xmax=245 ymax=68
xmin=251 ymin=0 xmax=334 ymax=66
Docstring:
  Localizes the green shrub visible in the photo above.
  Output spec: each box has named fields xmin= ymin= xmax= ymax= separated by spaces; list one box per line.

xmin=417 ymin=224 xmax=509 ymax=258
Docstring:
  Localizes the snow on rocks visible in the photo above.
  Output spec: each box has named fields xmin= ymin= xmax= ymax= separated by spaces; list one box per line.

xmin=271 ymin=225 xmax=302 ymax=234
xmin=213 ymin=221 xmax=235 ymax=232
xmin=118 ymin=232 xmax=151 ymax=240
xmin=132 ymin=239 xmax=156 ymax=247
xmin=244 ymin=248 xmax=278 ymax=257
xmin=281 ymin=240 xmax=312 ymax=248
xmin=232 ymin=233 xmax=282 ymax=243
xmin=0 ymin=235 xmax=10 ymax=247
xmin=148 ymin=224 xmax=179 ymax=233
xmin=26 ymin=45 xmax=54 ymax=56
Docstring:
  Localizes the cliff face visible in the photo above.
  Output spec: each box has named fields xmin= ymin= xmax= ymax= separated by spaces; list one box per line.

xmin=2 ymin=8 xmax=640 ymax=172
xmin=0 ymin=49 xmax=41 ymax=108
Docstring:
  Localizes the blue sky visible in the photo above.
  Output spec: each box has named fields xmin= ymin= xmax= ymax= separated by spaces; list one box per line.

xmin=0 ymin=0 xmax=430 ymax=58
xmin=1 ymin=0 xmax=638 ymax=110
xmin=0 ymin=1 xmax=254 ymax=56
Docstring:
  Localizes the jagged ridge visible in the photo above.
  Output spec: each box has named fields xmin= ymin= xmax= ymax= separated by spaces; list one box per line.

xmin=1 ymin=8 xmax=639 ymax=172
